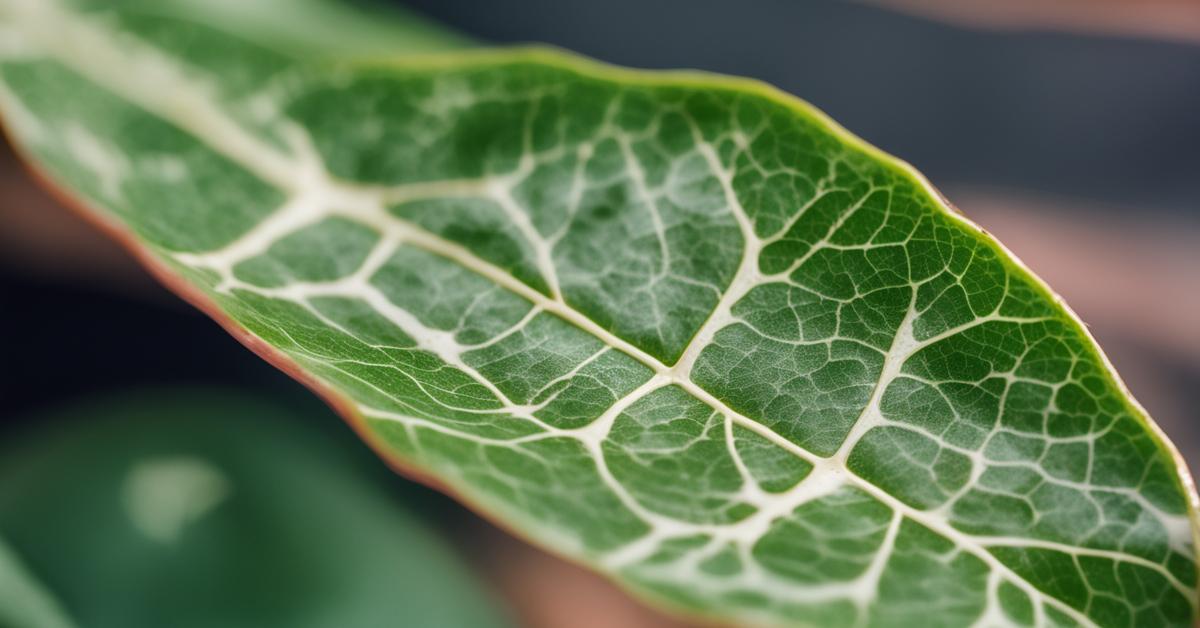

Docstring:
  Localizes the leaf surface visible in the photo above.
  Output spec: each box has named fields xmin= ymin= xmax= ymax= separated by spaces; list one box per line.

xmin=0 ymin=1 xmax=1197 ymax=625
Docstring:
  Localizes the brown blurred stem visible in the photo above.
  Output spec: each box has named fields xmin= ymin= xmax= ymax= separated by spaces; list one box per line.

xmin=862 ymin=0 xmax=1200 ymax=43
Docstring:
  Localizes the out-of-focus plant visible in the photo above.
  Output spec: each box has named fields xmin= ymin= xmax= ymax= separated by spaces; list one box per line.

xmin=0 ymin=0 xmax=1195 ymax=625
xmin=0 ymin=390 xmax=510 ymax=628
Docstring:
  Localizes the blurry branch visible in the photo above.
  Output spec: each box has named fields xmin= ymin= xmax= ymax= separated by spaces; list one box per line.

xmin=862 ymin=0 xmax=1200 ymax=43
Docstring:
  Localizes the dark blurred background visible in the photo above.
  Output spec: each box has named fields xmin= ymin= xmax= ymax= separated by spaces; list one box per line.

xmin=2 ymin=1 xmax=1197 ymax=626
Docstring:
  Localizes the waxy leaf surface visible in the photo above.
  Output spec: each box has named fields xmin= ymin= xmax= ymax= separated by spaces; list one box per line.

xmin=0 ymin=1 xmax=1196 ymax=625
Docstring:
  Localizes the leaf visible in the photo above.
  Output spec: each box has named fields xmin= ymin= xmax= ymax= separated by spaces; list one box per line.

xmin=0 ymin=537 xmax=75 ymax=628
xmin=0 ymin=390 xmax=511 ymax=628
xmin=1 ymin=1 xmax=1197 ymax=625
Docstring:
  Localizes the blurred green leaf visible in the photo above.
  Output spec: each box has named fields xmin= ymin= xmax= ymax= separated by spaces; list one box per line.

xmin=0 ymin=391 xmax=510 ymax=628
xmin=0 ymin=537 xmax=75 ymax=628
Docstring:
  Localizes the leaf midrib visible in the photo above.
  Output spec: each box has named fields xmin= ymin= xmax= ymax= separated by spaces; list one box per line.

xmin=15 ymin=3 xmax=1191 ymax=624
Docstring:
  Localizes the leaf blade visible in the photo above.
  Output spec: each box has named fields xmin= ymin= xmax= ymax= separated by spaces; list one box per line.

xmin=1 ymin=2 xmax=1196 ymax=625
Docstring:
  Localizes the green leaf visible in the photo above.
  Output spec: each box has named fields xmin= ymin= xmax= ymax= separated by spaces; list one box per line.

xmin=0 ymin=538 xmax=75 ymax=628
xmin=1 ymin=1 xmax=1197 ymax=625
xmin=0 ymin=391 xmax=510 ymax=628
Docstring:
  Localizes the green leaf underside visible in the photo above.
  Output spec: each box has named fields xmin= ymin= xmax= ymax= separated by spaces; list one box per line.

xmin=1 ymin=2 xmax=1196 ymax=626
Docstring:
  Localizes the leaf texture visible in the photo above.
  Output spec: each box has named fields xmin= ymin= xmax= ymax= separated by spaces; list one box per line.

xmin=0 ymin=1 xmax=1196 ymax=625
